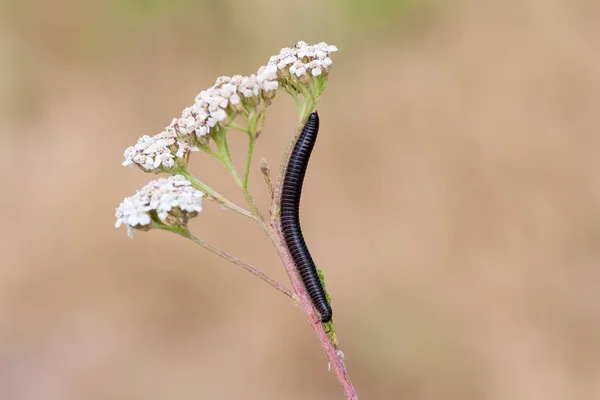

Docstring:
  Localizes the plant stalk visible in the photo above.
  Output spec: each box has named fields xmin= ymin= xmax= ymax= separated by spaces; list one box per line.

xmin=270 ymin=227 xmax=359 ymax=400
xmin=175 ymin=227 xmax=293 ymax=298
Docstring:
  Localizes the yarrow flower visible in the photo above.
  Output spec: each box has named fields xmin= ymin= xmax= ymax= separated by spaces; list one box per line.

xmin=123 ymin=119 xmax=198 ymax=173
xmin=122 ymin=42 xmax=336 ymax=173
xmin=115 ymin=175 xmax=204 ymax=238
xmin=261 ymin=41 xmax=338 ymax=90
xmin=172 ymin=73 xmax=279 ymax=141
xmin=122 ymin=68 xmax=282 ymax=172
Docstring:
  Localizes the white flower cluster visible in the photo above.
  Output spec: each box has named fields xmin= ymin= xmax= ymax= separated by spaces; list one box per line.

xmin=121 ymin=41 xmax=337 ymax=173
xmin=123 ymin=120 xmax=198 ymax=172
xmin=115 ymin=175 xmax=204 ymax=237
xmin=174 ymin=72 xmax=279 ymax=140
xmin=261 ymin=41 xmax=338 ymax=84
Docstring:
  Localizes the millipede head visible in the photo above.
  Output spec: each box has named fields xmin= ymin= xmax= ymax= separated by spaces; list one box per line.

xmin=320 ymin=308 xmax=332 ymax=323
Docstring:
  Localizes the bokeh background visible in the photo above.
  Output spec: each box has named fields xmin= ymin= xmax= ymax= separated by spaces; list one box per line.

xmin=2 ymin=0 xmax=600 ymax=399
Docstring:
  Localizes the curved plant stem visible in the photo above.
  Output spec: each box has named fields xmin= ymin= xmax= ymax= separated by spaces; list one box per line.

xmin=171 ymin=226 xmax=293 ymax=298
xmin=196 ymin=142 xmax=222 ymax=160
xmin=230 ymin=121 xmax=249 ymax=133
xmin=176 ymin=167 xmax=256 ymax=222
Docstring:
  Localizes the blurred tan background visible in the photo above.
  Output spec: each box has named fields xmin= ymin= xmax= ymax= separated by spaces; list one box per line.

xmin=1 ymin=0 xmax=600 ymax=399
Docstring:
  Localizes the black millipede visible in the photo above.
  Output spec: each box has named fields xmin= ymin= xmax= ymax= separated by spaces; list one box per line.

xmin=280 ymin=111 xmax=332 ymax=323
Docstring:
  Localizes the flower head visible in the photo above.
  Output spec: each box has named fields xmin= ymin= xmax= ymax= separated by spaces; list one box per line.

xmin=262 ymin=41 xmax=338 ymax=92
xmin=115 ymin=175 xmax=204 ymax=237
xmin=123 ymin=119 xmax=198 ymax=173
xmin=172 ymin=73 xmax=278 ymax=141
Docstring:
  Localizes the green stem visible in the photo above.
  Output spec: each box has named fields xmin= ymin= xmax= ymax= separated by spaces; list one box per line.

xmin=176 ymin=167 xmax=256 ymax=222
xmin=244 ymin=133 xmax=256 ymax=189
xmin=219 ymin=134 xmax=245 ymax=188
xmin=290 ymin=90 xmax=301 ymax=109
xmin=197 ymin=142 xmax=222 ymax=160
xmin=230 ymin=121 xmax=249 ymax=133
xmin=217 ymin=131 xmax=268 ymax=232
xmin=243 ymin=110 xmax=262 ymax=190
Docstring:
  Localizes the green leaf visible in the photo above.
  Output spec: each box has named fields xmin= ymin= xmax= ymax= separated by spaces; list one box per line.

xmin=318 ymin=268 xmax=338 ymax=347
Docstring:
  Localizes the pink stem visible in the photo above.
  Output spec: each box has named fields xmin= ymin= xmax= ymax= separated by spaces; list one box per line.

xmin=270 ymin=225 xmax=359 ymax=400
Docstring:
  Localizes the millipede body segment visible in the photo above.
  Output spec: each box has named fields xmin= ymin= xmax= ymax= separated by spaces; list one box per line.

xmin=280 ymin=112 xmax=332 ymax=323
